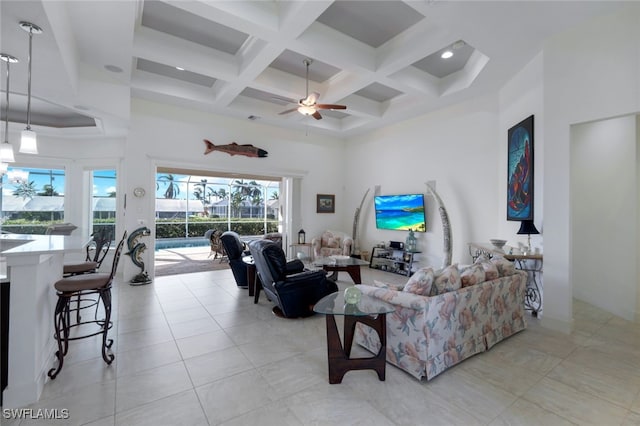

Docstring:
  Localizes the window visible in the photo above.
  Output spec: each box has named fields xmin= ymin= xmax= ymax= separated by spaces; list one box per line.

xmin=90 ymin=169 xmax=117 ymax=239
xmin=0 ymin=166 xmax=66 ymax=234
xmin=154 ymin=172 xmax=280 ymax=239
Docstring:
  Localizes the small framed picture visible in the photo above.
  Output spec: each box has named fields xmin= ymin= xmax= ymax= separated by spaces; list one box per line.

xmin=316 ymin=194 xmax=335 ymax=213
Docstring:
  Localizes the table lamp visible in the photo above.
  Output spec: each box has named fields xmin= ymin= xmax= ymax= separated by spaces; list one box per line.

xmin=517 ymin=220 xmax=539 ymax=253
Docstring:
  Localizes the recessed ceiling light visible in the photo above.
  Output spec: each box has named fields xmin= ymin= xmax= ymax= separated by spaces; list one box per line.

xmin=175 ymin=66 xmax=185 ymax=71
xmin=441 ymin=50 xmax=453 ymax=59
xmin=104 ymin=64 xmax=123 ymax=73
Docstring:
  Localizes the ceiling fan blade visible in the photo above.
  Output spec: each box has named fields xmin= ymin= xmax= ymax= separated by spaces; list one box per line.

xmin=312 ymin=111 xmax=322 ymax=120
xmin=315 ymin=104 xmax=347 ymax=110
xmin=278 ymin=108 xmax=298 ymax=115
xmin=302 ymin=91 xmax=320 ymax=106
xmin=270 ymin=95 xmax=297 ymax=104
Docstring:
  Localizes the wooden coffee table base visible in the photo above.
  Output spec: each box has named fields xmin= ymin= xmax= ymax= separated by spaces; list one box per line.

xmin=324 ymin=313 xmax=387 ymax=384
xmin=322 ymin=264 xmax=362 ymax=284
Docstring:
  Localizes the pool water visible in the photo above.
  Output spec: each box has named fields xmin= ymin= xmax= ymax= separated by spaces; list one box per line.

xmin=155 ymin=238 xmax=209 ymax=251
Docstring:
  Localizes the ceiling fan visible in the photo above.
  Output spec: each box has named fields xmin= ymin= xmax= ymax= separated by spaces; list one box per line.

xmin=278 ymin=59 xmax=347 ymax=120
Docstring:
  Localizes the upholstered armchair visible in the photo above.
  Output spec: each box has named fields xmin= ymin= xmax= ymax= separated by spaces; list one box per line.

xmin=220 ymin=231 xmax=250 ymax=287
xmin=312 ymin=230 xmax=353 ymax=258
xmin=248 ymin=239 xmax=338 ymax=318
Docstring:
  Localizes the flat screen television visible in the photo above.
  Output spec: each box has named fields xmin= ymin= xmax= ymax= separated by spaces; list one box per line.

xmin=374 ymin=194 xmax=426 ymax=232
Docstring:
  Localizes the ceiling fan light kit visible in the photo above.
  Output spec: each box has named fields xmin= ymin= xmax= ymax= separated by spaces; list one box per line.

xmin=279 ymin=58 xmax=347 ymax=120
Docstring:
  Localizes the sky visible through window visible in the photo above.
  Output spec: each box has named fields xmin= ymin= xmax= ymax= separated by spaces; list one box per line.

xmin=1 ymin=167 xmax=67 ymax=196
xmin=1 ymin=169 xmax=278 ymax=200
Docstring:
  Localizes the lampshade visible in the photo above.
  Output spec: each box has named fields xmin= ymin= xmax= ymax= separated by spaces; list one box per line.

xmin=517 ymin=220 xmax=540 ymax=235
xmin=20 ymin=129 xmax=38 ymax=154
xmin=0 ymin=143 xmax=15 ymax=162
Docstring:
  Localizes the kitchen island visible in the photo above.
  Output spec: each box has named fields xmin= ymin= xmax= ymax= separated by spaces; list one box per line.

xmin=1 ymin=233 xmax=90 ymax=408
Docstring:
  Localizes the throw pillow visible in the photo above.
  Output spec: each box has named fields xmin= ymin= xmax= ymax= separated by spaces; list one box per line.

xmin=402 ymin=267 xmax=435 ymax=296
xmin=480 ymin=261 xmax=499 ymax=281
xmin=460 ymin=264 xmax=486 ymax=288
xmin=474 ymin=255 xmax=499 ymax=281
xmin=491 ymin=256 xmax=516 ymax=277
xmin=326 ymin=237 xmax=339 ymax=248
xmin=431 ymin=264 xmax=461 ymax=295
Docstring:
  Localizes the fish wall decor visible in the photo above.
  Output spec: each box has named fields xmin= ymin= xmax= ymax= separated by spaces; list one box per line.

xmin=203 ymin=139 xmax=268 ymax=158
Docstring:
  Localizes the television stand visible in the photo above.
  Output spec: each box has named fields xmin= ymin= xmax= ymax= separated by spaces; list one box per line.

xmin=369 ymin=246 xmax=420 ymax=276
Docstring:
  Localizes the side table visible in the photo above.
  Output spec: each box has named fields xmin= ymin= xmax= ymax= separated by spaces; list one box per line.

xmin=313 ymin=291 xmax=394 ymax=384
xmin=242 ymin=255 xmax=260 ymax=301
xmin=468 ymin=242 xmax=543 ymax=316
xmin=290 ymin=243 xmax=313 ymax=261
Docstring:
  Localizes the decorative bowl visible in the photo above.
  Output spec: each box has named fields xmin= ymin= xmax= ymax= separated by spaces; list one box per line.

xmin=489 ymin=239 xmax=507 ymax=250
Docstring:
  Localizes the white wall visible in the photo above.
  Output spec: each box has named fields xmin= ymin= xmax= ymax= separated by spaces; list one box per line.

xmin=543 ymin=4 xmax=640 ymax=331
xmin=497 ymin=52 xmax=544 ymax=252
xmin=124 ymin=98 xmax=347 ymax=279
xmin=345 ymin=95 xmax=500 ymax=269
xmin=571 ymin=115 xmax=637 ymax=320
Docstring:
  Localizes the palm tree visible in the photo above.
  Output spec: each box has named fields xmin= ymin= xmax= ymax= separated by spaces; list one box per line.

xmin=38 ymin=184 xmax=59 ymax=196
xmin=234 ymin=180 xmax=262 ymax=217
xmin=193 ymin=180 xmax=215 ymax=216
xmin=13 ymin=181 xmax=38 ymax=200
xmin=269 ymin=191 xmax=279 ymax=200
xmin=157 ymin=174 xmax=180 ymax=199
xmin=251 ymin=193 xmax=264 ymax=217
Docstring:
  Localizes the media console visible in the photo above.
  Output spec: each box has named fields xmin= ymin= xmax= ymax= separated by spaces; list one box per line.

xmin=369 ymin=246 xmax=420 ymax=276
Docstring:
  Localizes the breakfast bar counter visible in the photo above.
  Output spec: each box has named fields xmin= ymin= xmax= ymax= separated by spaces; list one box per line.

xmin=1 ymin=233 xmax=90 ymax=408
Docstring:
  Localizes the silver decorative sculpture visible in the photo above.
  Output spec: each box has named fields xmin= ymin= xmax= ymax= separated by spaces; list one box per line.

xmin=351 ymin=188 xmax=370 ymax=255
xmin=426 ymin=182 xmax=452 ymax=268
xmin=126 ymin=226 xmax=152 ymax=285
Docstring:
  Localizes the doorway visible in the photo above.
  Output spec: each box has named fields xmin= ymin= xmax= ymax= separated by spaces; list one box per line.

xmin=153 ymin=167 xmax=284 ymax=277
xmin=570 ymin=114 xmax=639 ymax=320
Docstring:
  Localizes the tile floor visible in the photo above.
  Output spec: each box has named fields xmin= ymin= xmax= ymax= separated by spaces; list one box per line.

xmin=4 ymin=267 xmax=640 ymax=425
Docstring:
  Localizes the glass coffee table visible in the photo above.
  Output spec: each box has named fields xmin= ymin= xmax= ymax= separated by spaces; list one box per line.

xmin=312 ymin=256 xmax=369 ymax=284
xmin=314 ymin=291 xmax=394 ymax=384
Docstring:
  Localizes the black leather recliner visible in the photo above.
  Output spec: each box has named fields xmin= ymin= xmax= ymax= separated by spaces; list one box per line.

xmin=248 ymin=239 xmax=338 ymax=318
xmin=220 ymin=231 xmax=250 ymax=287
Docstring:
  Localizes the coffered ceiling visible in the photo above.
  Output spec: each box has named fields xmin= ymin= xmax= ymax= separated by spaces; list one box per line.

xmin=0 ymin=1 xmax=624 ymax=139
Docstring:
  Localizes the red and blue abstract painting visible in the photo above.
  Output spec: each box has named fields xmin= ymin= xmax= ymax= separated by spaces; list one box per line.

xmin=507 ymin=115 xmax=534 ymax=221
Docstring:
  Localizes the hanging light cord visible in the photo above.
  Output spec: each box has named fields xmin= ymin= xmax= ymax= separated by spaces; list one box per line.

xmin=4 ymin=59 xmax=10 ymax=142
xmin=25 ymin=27 xmax=33 ymax=131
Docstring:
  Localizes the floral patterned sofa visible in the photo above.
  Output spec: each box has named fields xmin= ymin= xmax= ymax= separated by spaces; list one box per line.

xmin=311 ymin=230 xmax=353 ymax=258
xmin=354 ymin=257 xmax=528 ymax=380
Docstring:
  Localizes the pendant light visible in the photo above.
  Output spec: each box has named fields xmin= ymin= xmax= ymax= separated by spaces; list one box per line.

xmin=19 ymin=21 xmax=42 ymax=155
xmin=0 ymin=53 xmax=18 ymax=163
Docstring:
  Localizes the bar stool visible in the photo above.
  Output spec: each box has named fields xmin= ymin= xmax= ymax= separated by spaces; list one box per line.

xmin=62 ymin=228 xmax=113 ymax=323
xmin=63 ymin=228 xmax=112 ymax=276
xmin=48 ymin=231 xmax=127 ymax=380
